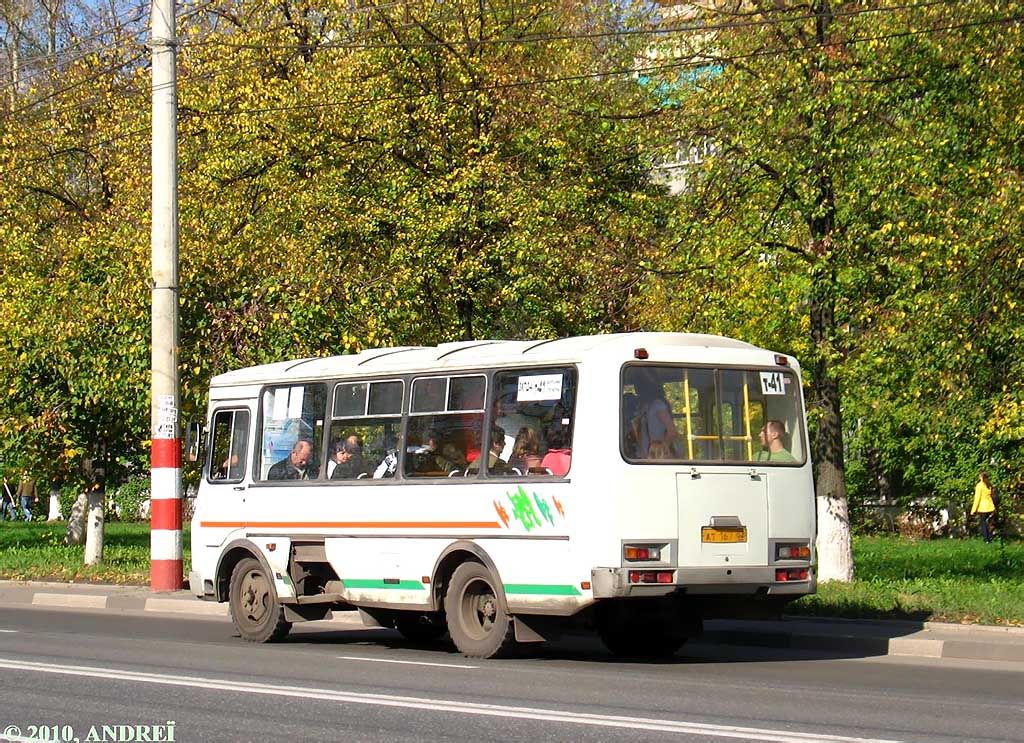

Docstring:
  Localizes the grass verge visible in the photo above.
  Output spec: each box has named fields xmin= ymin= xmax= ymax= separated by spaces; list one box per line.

xmin=0 ymin=521 xmax=190 ymax=584
xmin=1 ymin=525 xmax=1021 ymax=625
xmin=789 ymin=536 xmax=1024 ymax=626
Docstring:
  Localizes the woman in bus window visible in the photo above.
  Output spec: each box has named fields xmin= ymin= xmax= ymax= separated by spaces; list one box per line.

xmin=509 ymin=426 xmax=543 ymax=474
xmin=541 ymin=423 xmax=572 ymax=476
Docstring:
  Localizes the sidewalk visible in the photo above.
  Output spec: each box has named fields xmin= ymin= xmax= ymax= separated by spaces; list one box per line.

xmin=3 ymin=580 xmax=1024 ymax=663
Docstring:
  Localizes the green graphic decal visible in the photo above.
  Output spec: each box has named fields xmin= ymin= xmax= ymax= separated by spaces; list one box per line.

xmin=533 ymin=493 xmax=555 ymax=526
xmin=508 ymin=485 xmax=542 ymax=531
xmin=343 ymin=579 xmax=426 ymax=590
xmin=504 ymin=583 xmax=582 ymax=596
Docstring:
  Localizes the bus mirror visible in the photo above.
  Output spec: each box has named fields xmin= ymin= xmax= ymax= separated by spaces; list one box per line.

xmin=185 ymin=421 xmax=203 ymax=464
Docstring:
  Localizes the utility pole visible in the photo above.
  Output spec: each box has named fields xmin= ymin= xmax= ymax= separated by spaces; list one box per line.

xmin=150 ymin=0 xmax=182 ymax=591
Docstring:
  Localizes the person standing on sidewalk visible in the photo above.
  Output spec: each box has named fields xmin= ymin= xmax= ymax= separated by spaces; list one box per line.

xmin=16 ymin=475 xmax=36 ymax=522
xmin=970 ymin=471 xmax=997 ymax=543
xmin=1 ymin=476 xmax=16 ymax=520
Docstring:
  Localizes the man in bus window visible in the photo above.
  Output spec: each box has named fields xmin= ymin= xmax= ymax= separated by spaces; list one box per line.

xmin=268 ymin=439 xmax=313 ymax=480
xmin=756 ymin=420 xmax=795 ymax=462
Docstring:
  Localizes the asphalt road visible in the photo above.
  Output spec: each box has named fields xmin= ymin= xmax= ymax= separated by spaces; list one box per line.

xmin=0 ymin=606 xmax=1020 ymax=743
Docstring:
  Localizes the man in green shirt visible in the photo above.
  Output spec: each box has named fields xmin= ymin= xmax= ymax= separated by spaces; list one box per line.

xmin=756 ymin=420 xmax=796 ymax=462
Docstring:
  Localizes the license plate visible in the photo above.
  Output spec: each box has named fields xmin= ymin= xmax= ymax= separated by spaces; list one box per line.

xmin=702 ymin=526 xmax=747 ymax=543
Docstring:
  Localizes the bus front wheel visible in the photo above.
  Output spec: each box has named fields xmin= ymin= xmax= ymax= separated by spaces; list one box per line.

xmin=229 ymin=557 xmax=292 ymax=643
xmin=445 ymin=561 xmax=515 ymax=658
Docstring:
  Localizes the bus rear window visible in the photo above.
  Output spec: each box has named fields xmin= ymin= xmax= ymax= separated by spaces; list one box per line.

xmin=622 ymin=365 xmax=805 ymax=464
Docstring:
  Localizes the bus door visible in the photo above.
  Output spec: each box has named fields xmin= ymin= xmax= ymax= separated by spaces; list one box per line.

xmin=197 ymin=404 xmax=254 ymax=548
xmin=676 ymin=469 xmax=768 ymax=568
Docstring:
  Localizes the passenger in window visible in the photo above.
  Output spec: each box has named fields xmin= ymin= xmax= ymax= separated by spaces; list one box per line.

xmin=509 ymin=426 xmax=543 ymax=474
xmin=756 ymin=420 xmax=796 ymax=462
xmin=471 ymin=426 xmax=509 ymax=474
xmin=540 ymin=423 xmax=572 ymax=476
xmin=267 ymin=439 xmax=314 ymax=480
xmin=412 ymin=429 xmax=462 ymax=475
xmin=328 ymin=435 xmax=364 ymax=480
xmin=632 ymin=371 xmax=679 ymax=459
xmin=215 ymin=453 xmax=240 ymax=480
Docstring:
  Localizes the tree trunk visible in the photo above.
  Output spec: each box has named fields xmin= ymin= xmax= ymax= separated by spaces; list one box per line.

xmin=65 ymin=493 xmax=88 ymax=545
xmin=809 ymin=268 xmax=854 ymax=582
xmin=84 ymin=489 xmax=105 ymax=565
xmin=46 ymin=483 xmax=63 ymax=521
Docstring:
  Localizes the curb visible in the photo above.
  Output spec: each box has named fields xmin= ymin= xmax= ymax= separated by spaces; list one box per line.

xmin=3 ymin=581 xmax=1024 ymax=663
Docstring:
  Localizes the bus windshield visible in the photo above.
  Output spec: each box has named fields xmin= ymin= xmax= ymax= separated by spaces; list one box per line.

xmin=622 ymin=364 xmax=805 ymax=464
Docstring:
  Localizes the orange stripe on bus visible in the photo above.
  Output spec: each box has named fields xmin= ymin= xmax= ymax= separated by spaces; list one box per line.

xmin=199 ymin=521 xmax=503 ymax=529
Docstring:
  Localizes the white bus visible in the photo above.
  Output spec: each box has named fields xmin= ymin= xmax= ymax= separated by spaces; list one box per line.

xmin=190 ymin=332 xmax=815 ymax=658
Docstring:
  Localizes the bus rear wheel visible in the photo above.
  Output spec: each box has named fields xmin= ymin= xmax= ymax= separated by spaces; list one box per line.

xmin=445 ymin=561 xmax=515 ymax=658
xmin=229 ymin=557 xmax=292 ymax=643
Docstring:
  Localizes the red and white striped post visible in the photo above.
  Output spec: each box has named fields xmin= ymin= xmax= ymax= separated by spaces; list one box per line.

xmin=150 ymin=0 xmax=182 ymax=591
xmin=150 ymin=424 xmax=182 ymax=590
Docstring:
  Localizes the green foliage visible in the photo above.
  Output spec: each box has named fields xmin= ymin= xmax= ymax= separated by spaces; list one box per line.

xmin=791 ymin=536 xmax=1024 ymax=625
xmin=106 ymin=476 xmax=151 ymax=522
xmin=0 ymin=0 xmax=1020 ymax=557
xmin=0 ymin=522 xmax=191 ymax=584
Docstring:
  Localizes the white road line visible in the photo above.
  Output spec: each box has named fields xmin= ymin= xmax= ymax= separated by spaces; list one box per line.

xmin=337 ymin=655 xmax=479 ymax=669
xmin=0 ymin=629 xmax=17 ymax=633
xmin=0 ymin=657 xmax=902 ymax=743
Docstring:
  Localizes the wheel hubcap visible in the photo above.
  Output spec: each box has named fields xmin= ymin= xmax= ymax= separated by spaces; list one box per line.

xmin=462 ymin=579 xmax=498 ymax=639
xmin=240 ymin=570 xmax=270 ymax=625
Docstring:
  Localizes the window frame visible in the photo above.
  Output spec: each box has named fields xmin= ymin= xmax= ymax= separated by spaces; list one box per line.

xmin=485 ymin=365 xmax=579 ymax=479
xmin=205 ymin=407 xmax=251 ymax=484
xmin=620 ymin=362 xmax=805 ymax=466
xmin=253 ymin=382 xmax=328 ymax=483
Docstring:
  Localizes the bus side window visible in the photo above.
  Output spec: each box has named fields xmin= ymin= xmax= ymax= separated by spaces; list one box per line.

xmin=208 ymin=409 xmax=249 ymax=483
xmin=257 ymin=384 xmax=327 ymax=481
xmin=492 ymin=368 xmax=577 ymax=477
xmin=405 ymin=375 xmax=485 ymax=478
xmin=328 ymin=379 xmax=403 ymax=481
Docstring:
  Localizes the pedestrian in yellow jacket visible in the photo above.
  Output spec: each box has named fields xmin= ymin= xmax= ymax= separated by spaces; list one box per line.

xmin=970 ymin=471 xmax=996 ymax=543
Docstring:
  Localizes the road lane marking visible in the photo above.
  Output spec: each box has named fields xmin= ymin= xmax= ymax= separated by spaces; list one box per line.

xmin=0 ymin=630 xmax=17 ymax=633
xmin=337 ymin=655 xmax=479 ymax=669
xmin=0 ymin=657 xmax=902 ymax=742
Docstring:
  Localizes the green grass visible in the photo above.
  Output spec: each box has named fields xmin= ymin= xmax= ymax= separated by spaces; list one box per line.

xmin=1 ymin=525 xmax=1021 ymax=626
xmin=789 ymin=536 xmax=1024 ymax=626
xmin=0 ymin=522 xmax=190 ymax=584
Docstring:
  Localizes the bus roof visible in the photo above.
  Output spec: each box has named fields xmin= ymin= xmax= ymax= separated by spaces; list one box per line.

xmin=209 ymin=332 xmax=767 ymax=387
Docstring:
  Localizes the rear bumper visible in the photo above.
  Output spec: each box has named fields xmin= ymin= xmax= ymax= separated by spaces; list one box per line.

xmin=591 ymin=566 xmax=816 ymax=598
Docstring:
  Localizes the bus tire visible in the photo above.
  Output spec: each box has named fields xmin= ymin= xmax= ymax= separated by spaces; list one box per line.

xmin=444 ymin=561 xmax=515 ymax=658
xmin=229 ymin=557 xmax=292 ymax=643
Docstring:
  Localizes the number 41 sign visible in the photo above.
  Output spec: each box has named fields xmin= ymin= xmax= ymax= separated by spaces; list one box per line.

xmin=759 ymin=371 xmax=788 ymax=396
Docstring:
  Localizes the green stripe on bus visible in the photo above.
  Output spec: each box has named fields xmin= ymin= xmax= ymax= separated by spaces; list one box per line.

xmin=343 ymin=579 xmax=426 ymax=590
xmin=503 ymin=583 xmax=582 ymax=596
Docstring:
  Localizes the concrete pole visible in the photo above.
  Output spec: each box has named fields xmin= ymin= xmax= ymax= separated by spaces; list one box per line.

xmin=150 ymin=0 xmax=182 ymax=591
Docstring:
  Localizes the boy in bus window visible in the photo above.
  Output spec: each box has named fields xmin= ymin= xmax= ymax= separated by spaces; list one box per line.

xmin=756 ymin=420 xmax=795 ymax=462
